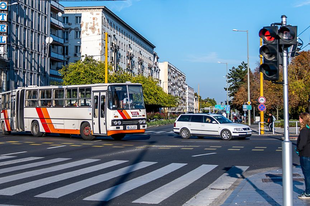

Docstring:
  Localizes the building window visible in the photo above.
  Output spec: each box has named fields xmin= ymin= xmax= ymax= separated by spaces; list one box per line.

xmin=64 ymin=16 xmax=69 ymax=24
xmin=64 ymin=31 xmax=69 ymax=42
xmin=75 ymin=45 xmax=81 ymax=54
xmin=75 ymin=16 xmax=81 ymax=24
xmin=75 ymin=30 xmax=81 ymax=39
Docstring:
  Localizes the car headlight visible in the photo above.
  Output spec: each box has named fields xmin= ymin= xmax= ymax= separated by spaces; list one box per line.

xmin=234 ymin=128 xmax=243 ymax=131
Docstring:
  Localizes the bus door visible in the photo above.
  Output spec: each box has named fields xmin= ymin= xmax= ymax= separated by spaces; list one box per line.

xmin=92 ymin=91 xmax=106 ymax=135
xmin=10 ymin=92 xmax=16 ymax=131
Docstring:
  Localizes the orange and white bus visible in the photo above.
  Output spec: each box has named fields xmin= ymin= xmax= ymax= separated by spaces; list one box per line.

xmin=0 ymin=82 xmax=147 ymax=140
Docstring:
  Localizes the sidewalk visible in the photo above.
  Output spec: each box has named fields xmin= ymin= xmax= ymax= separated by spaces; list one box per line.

xmin=222 ymin=166 xmax=309 ymax=206
xmin=250 ymin=123 xmax=300 ymax=139
xmin=222 ymin=124 xmax=305 ymax=205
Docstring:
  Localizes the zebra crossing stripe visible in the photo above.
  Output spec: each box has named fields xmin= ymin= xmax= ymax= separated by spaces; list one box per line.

xmin=183 ymin=166 xmax=249 ymax=206
xmin=0 ymin=156 xmax=15 ymax=160
xmin=0 ymin=159 xmax=99 ymax=185
xmin=132 ymin=164 xmax=217 ymax=204
xmin=0 ymin=157 xmax=44 ymax=166
xmin=0 ymin=160 xmax=128 ymax=196
xmin=0 ymin=158 xmax=70 ymax=175
xmin=36 ymin=161 xmax=156 ymax=198
xmin=84 ymin=163 xmax=187 ymax=202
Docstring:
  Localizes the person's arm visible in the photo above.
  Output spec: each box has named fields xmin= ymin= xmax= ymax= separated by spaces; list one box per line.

xmin=297 ymin=129 xmax=308 ymax=152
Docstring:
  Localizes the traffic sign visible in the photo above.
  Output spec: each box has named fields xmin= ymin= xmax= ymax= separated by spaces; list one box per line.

xmin=243 ymin=105 xmax=248 ymax=111
xmin=247 ymin=101 xmax=251 ymax=105
xmin=258 ymin=96 xmax=266 ymax=104
xmin=258 ymin=103 xmax=266 ymax=112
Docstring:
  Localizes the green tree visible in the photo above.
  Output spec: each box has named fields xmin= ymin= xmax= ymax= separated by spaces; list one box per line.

xmin=227 ymin=61 xmax=248 ymax=98
xmin=60 ymin=56 xmax=109 ymax=85
xmin=59 ymin=57 xmax=177 ymax=108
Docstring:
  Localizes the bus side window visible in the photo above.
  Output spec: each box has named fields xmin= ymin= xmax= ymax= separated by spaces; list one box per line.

xmin=93 ymin=96 xmax=98 ymax=118
xmin=101 ymin=95 xmax=105 ymax=118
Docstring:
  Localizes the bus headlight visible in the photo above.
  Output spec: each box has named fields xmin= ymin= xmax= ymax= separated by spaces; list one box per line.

xmin=139 ymin=119 xmax=146 ymax=124
xmin=112 ymin=120 xmax=122 ymax=126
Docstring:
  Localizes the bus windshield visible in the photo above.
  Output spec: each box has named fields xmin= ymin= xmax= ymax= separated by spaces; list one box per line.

xmin=108 ymin=85 xmax=145 ymax=110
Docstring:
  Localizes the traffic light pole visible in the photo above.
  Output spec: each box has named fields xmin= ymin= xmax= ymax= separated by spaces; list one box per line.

xmin=281 ymin=15 xmax=293 ymax=206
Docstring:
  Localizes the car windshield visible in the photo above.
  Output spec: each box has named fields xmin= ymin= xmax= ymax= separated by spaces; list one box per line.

xmin=213 ymin=115 xmax=232 ymax=124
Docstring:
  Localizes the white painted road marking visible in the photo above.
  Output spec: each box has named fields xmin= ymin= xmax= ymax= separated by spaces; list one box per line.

xmin=84 ymin=163 xmax=186 ymax=201
xmin=0 ymin=160 xmax=128 ymax=196
xmin=133 ymin=164 xmax=217 ymax=204
xmin=192 ymin=152 xmax=217 ymax=157
xmin=0 ymin=158 xmax=70 ymax=174
xmin=0 ymin=159 xmax=99 ymax=184
xmin=36 ymin=161 xmax=156 ymax=198
xmin=183 ymin=166 xmax=249 ymax=206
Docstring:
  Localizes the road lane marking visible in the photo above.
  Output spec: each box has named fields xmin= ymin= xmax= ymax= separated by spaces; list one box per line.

xmin=183 ymin=166 xmax=249 ymax=206
xmin=0 ymin=158 xmax=70 ymax=175
xmin=133 ymin=164 xmax=217 ymax=204
xmin=84 ymin=163 xmax=186 ymax=201
xmin=0 ymin=159 xmax=99 ymax=184
xmin=0 ymin=160 xmax=127 ymax=196
xmin=192 ymin=152 xmax=217 ymax=157
xmin=47 ymin=145 xmax=66 ymax=149
xmin=0 ymin=157 xmax=43 ymax=166
xmin=36 ymin=161 xmax=156 ymax=198
xmin=0 ymin=151 xmax=27 ymax=156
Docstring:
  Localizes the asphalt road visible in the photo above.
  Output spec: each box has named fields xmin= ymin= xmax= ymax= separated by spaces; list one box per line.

xmin=0 ymin=124 xmax=300 ymax=206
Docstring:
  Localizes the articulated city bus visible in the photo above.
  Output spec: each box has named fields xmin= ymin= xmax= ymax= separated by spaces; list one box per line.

xmin=0 ymin=82 xmax=147 ymax=140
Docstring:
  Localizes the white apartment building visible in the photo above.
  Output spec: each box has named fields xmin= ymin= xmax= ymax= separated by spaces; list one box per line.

xmin=63 ymin=6 xmax=160 ymax=79
xmin=186 ymin=85 xmax=195 ymax=113
xmin=158 ymin=61 xmax=187 ymax=113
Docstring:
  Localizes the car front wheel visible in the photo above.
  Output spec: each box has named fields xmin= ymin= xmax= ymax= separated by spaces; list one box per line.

xmin=221 ymin=129 xmax=232 ymax=140
xmin=180 ymin=128 xmax=191 ymax=139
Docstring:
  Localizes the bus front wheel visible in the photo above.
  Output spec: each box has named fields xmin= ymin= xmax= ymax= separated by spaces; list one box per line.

xmin=80 ymin=122 xmax=95 ymax=140
xmin=31 ymin=121 xmax=43 ymax=137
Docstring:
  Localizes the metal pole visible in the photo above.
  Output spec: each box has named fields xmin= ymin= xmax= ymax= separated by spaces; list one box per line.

xmin=226 ymin=63 xmax=228 ymax=106
xmin=247 ymin=30 xmax=251 ymax=126
xmin=281 ymin=15 xmax=293 ymax=206
xmin=260 ymin=38 xmax=265 ymax=134
xmin=105 ymin=32 xmax=108 ymax=83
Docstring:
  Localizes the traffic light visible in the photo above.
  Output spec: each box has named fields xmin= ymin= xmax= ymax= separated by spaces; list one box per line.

xmin=278 ymin=25 xmax=297 ymax=46
xmin=259 ymin=26 xmax=281 ymax=81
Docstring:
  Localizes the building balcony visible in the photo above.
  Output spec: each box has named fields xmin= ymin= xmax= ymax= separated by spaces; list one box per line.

xmin=50 ymin=52 xmax=65 ymax=62
xmin=51 ymin=0 xmax=64 ymax=13
xmin=51 ymin=17 xmax=64 ymax=30
xmin=50 ymin=69 xmax=62 ymax=77
xmin=50 ymin=34 xmax=64 ymax=45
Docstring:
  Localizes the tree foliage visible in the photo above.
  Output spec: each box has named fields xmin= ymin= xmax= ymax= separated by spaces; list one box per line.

xmin=59 ymin=57 xmax=177 ymax=108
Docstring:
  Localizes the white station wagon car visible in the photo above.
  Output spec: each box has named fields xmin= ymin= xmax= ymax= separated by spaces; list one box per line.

xmin=173 ymin=113 xmax=251 ymax=140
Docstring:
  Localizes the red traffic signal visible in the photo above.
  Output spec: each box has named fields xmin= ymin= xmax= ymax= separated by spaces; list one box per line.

xmin=259 ymin=26 xmax=278 ymax=43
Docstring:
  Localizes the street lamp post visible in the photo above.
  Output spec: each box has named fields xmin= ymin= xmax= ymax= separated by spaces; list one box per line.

xmin=218 ymin=61 xmax=229 ymax=106
xmin=233 ymin=29 xmax=251 ymax=125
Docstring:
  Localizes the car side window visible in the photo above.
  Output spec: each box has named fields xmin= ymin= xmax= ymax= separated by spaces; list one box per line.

xmin=191 ymin=115 xmax=203 ymax=123
xmin=178 ymin=115 xmax=191 ymax=122
xmin=204 ymin=116 xmax=212 ymax=123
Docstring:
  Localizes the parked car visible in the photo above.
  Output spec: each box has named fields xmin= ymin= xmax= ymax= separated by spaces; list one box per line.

xmin=173 ymin=113 xmax=251 ymax=140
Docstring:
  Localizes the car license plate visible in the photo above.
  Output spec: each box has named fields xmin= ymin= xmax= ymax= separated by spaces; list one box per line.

xmin=126 ymin=125 xmax=137 ymax=130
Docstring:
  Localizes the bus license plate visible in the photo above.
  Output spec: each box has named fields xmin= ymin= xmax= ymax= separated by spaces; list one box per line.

xmin=126 ymin=125 xmax=137 ymax=130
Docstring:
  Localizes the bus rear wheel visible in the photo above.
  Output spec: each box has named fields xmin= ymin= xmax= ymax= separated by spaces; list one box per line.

xmin=31 ymin=121 xmax=43 ymax=137
xmin=80 ymin=122 xmax=95 ymax=140
xmin=1 ymin=122 xmax=11 ymax=135
xmin=111 ymin=134 xmax=125 ymax=140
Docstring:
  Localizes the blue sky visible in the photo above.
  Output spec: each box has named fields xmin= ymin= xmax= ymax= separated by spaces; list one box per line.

xmin=60 ymin=0 xmax=310 ymax=104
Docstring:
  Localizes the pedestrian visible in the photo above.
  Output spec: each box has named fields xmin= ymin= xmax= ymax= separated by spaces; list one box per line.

xmin=297 ymin=112 xmax=310 ymax=199
xmin=267 ymin=113 xmax=274 ymax=132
